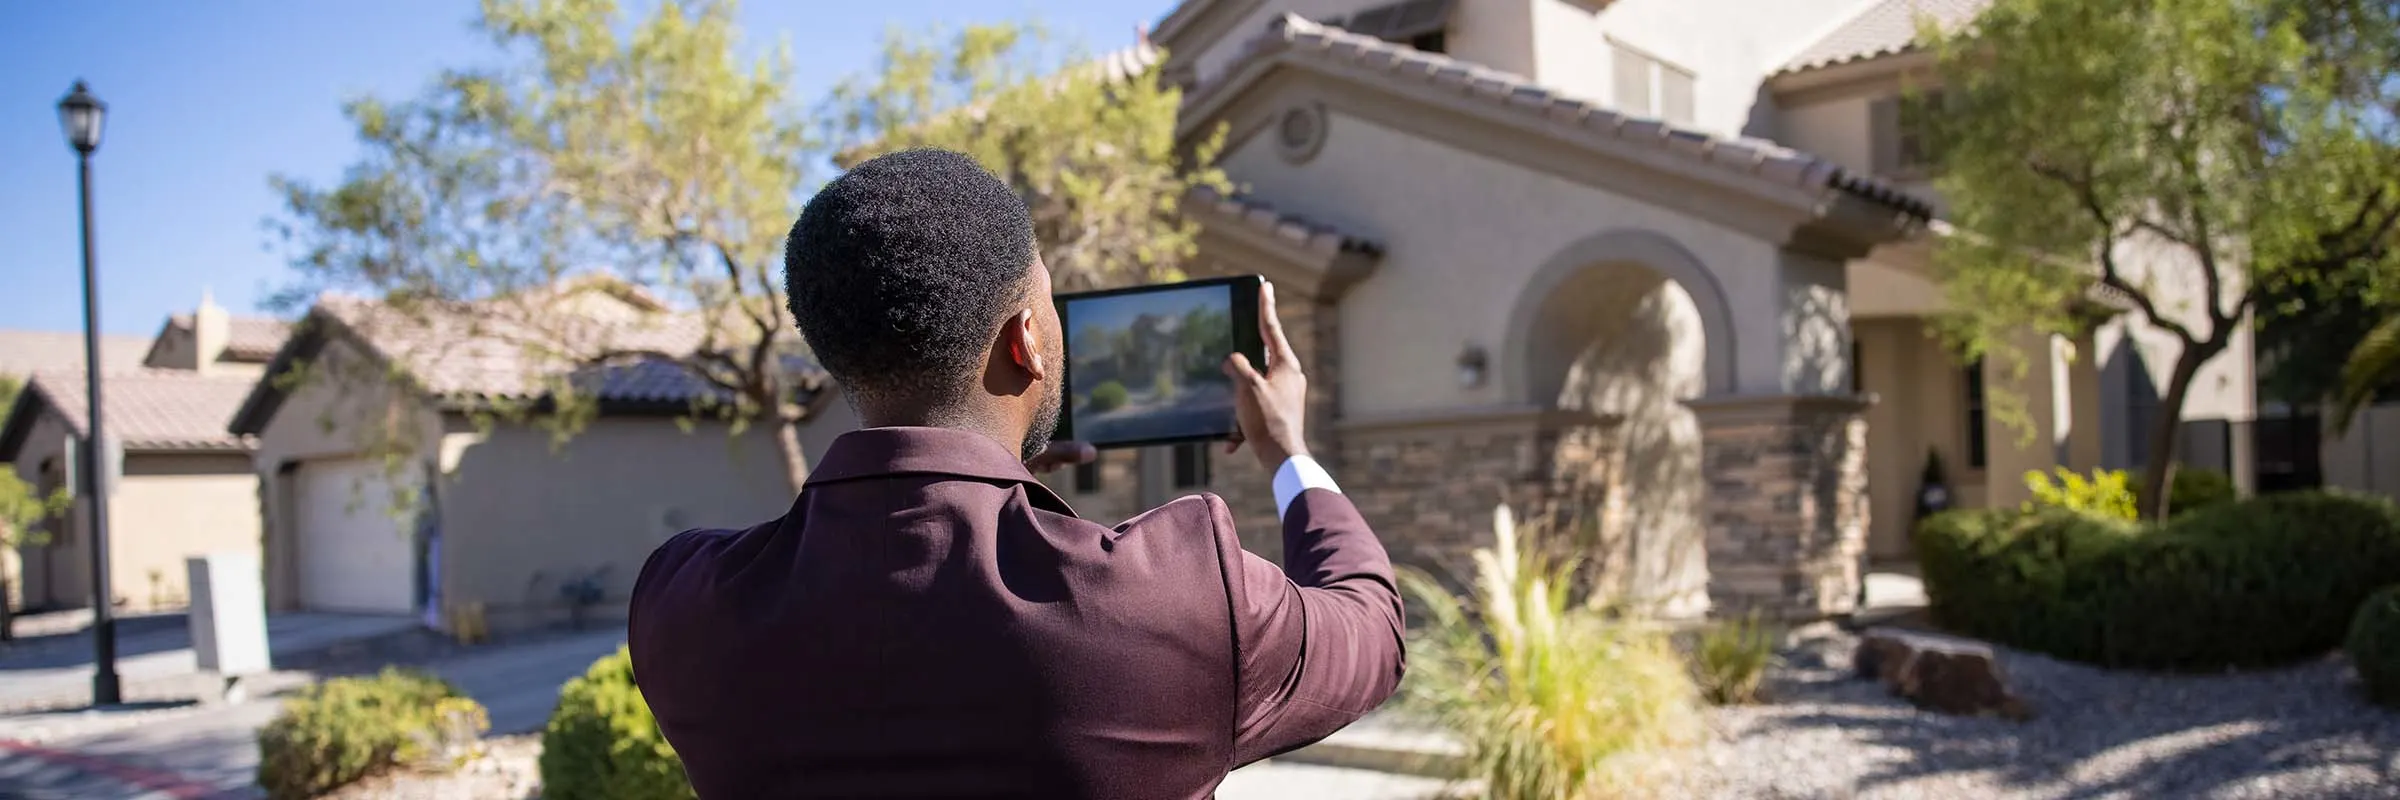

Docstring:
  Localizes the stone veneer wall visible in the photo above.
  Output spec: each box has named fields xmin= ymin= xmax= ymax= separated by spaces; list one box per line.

xmin=1336 ymin=411 xmax=1625 ymax=592
xmin=1690 ymin=395 xmax=1871 ymax=620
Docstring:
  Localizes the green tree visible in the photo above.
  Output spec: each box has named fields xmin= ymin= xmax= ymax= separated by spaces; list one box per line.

xmin=0 ymin=375 xmax=72 ymax=642
xmin=1924 ymin=0 xmax=2400 ymax=518
xmin=269 ymin=0 xmax=828 ymax=493
xmin=824 ymin=22 xmax=1229 ymax=292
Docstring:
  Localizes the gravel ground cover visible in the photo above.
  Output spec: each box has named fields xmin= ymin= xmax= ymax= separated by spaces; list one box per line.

xmin=1665 ymin=626 xmax=2400 ymax=799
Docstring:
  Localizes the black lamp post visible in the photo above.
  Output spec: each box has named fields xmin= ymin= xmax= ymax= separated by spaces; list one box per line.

xmin=59 ymin=79 xmax=120 ymax=706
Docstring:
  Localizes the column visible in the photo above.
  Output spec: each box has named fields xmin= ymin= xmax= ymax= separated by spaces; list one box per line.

xmin=1687 ymin=393 xmax=1872 ymax=621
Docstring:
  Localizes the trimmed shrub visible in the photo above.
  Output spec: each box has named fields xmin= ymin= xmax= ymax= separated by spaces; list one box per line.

xmin=540 ymin=646 xmax=694 ymax=800
xmin=1915 ymin=491 xmax=2400 ymax=669
xmin=1088 ymin=380 xmax=1129 ymax=412
xmin=257 ymin=668 xmax=488 ymax=800
xmin=2348 ymin=585 xmax=2400 ymax=707
xmin=2159 ymin=467 xmax=2237 ymax=517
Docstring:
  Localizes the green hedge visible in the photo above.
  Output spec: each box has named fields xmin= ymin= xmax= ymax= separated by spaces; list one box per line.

xmin=1916 ymin=490 xmax=2400 ymax=670
xmin=539 ymin=646 xmax=694 ymax=800
xmin=2349 ymin=586 xmax=2400 ymax=707
xmin=257 ymin=668 xmax=487 ymax=800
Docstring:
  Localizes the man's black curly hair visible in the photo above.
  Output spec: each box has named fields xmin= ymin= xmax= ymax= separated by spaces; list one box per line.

xmin=785 ymin=148 xmax=1038 ymax=404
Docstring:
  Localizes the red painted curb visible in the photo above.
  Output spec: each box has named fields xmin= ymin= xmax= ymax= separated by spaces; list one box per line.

xmin=0 ymin=739 xmax=228 ymax=799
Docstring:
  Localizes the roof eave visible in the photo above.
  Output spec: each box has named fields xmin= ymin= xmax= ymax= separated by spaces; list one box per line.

xmin=0 ymin=382 xmax=54 ymax=463
xmin=226 ymin=309 xmax=355 ymax=437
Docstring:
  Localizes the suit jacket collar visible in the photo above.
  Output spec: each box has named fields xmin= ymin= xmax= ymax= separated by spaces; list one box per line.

xmin=806 ymin=427 xmax=1077 ymax=516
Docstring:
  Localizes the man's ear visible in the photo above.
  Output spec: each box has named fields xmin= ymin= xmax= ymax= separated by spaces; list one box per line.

xmin=1005 ymin=308 xmax=1049 ymax=381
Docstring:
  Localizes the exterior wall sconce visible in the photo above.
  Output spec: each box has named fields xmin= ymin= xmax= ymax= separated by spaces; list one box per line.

xmin=1457 ymin=344 xmax=1489 ymax=389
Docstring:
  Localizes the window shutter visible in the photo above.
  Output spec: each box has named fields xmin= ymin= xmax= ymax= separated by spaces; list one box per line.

xmin=1659 ymin=65 xmax=1696 ymax=125
xmin=1870 ymin=96 xmax=1902 ymax=175
xmin=1613 ymin=47 xmax=1653 ymax=116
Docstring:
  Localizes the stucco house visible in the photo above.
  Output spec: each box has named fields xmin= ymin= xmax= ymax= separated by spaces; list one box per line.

xmin=1 ymin=295 xmax=285 ymax=614
xmin=227 ymin=286 xmax=855 ymax=631
xmin=1041 ymin=0 xmax=2266 ymax=620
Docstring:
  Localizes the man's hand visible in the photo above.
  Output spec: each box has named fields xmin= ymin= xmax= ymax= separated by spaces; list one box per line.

xmin=1224 ymin=282 xmax=1309 ymax=471
xmin=1026 ymin=440 xmax=1098 ymax=473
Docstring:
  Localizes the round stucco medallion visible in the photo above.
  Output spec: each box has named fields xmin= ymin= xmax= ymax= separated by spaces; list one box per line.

xmin=1275 ymin=103 xmax=1328 ymax=164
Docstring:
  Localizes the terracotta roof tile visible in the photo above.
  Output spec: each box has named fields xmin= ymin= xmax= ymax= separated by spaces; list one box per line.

xmin=1779 ymin=0 xmax=1989 ymax=76
xmin=1186 ymin=185 xmax=1382 ymax=257
xmin=1195 ymin=14 xmax=1936 ymax=221
xmin=19 ymin=369 xmax=258 ymax=452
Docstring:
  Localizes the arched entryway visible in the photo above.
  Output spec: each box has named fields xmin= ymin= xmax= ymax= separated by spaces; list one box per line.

xmin=1502 ymin=230 xmax=1736 ymax=618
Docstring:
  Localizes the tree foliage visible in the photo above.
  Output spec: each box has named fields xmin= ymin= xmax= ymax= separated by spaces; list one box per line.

xmin=823 ymin=23 xmax=1229 ymax=292
xmin=0 ymin=374 xmax=71 ymax=640
xmin=270 ymin=0 xmax=826 ymax=492
xmin=1924 ymin=0 xmax=2400 ymax=518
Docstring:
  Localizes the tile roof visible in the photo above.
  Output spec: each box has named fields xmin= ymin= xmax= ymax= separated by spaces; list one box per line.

xmin=231 ymin=290 xmax=826 ymax=437
xmin=1196 ymin=14 xmax=1935 ymax=221
xmin=161 ymin=314 xmax=292 ymax=362
xmin=1186 ymin=185 xmax=1382 ymax=257
xmin=0 ymin=330 xmax=153 ymax=377
xmin=14 ymin=369 xmax=259 ymax=452
xmin=1779 ymin=0 xmax=1989 ymax=76
xmin=307 ymin=293 xmax=808 ymax=405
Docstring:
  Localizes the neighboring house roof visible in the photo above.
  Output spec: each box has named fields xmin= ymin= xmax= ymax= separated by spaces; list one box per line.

xmin=229 ymin=292 xmax=827 ymax=436
xmin=1190 ymin=14 xmax=1935 ymax=221
xmin=0 ymin=330 xmax=153 ymax=377
xmin=0 ymin=368 xmax=260 ymax=460
xmin=157 ymin=314 xmax=293 ymax=362
xmin=1779 ymin=0 xmax=1989 ymax=76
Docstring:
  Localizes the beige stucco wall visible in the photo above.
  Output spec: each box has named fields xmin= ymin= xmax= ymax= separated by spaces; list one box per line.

xmin=1569 ymin=0 xmax=1872 ymax=136
xmin=1855 ymin=317 xmax=1981 ymax=558
xmin=7 ymin=414 xmax=258 ymax=612
xmin=252 ymin=337 xmax=863 ymax=627
xmin=1221 ymin=110 xmax=1805 ymax=415
xmin=432 ymin=412 xmax=829 ymax=631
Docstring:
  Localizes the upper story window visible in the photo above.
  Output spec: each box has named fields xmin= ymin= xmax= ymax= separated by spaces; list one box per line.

xmin=1321 ymin=0 xmax=1454 ymax=53
xmin=1609 ymin=41 xmax=1697 ymax=125
xmin=1872 ymin=89 xmax=1949 ymax=177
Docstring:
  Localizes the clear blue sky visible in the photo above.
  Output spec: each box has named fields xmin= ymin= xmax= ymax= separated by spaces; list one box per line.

xmin=0 ymin=0 xmax=1175 ymax=336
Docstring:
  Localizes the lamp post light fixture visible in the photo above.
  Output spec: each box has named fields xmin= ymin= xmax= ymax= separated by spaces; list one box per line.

xmin=59 ymin=79 xmax=121 ymax=706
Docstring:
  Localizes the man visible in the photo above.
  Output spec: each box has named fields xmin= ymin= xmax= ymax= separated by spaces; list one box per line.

xmin=628 ymin=148 xmax=1405 ymax=798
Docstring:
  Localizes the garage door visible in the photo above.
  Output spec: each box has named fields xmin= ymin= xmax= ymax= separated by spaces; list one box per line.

xmin=295 ymin=459 xmax=418 ymax=614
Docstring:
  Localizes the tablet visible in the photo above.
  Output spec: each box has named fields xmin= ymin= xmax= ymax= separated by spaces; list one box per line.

xmin=1054 ymin=275 xmax=1265 ymax=449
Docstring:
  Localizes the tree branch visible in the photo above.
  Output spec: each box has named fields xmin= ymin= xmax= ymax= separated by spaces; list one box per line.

xmin=2031 ymin=162 xmax=2202 ymax=345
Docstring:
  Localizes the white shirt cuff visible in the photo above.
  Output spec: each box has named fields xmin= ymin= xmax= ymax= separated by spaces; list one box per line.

xmin=1271 ymin=455 xmax=1342 ymax=521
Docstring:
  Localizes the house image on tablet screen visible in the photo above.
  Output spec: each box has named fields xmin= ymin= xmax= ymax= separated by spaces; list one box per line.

xmin=1069 ymin=286 xmax=1237 ymax=444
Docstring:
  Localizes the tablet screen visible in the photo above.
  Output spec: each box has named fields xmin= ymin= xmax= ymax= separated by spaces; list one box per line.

xmin=1063 ymin=282 xmax=1241 ymax=445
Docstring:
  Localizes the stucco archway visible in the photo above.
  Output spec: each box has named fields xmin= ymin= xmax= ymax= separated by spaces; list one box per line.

xmin=1504 ymin=229 xmax=1739 ymax=404
xmin=1501 ymin=229 xmax=1726 ymax=617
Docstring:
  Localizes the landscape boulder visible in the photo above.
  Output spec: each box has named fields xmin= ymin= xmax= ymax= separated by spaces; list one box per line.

xmin=1853 ymin=628 xmax=2031 ymax=720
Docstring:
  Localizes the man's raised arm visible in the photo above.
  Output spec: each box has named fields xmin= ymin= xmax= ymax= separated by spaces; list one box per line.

xmin=1215 ymin=282 xmax=1406 ymax=764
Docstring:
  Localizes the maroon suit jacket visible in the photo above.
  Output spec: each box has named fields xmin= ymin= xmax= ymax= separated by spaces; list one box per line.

xmin=627 ymin=427 xmax=1406 ymax=799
